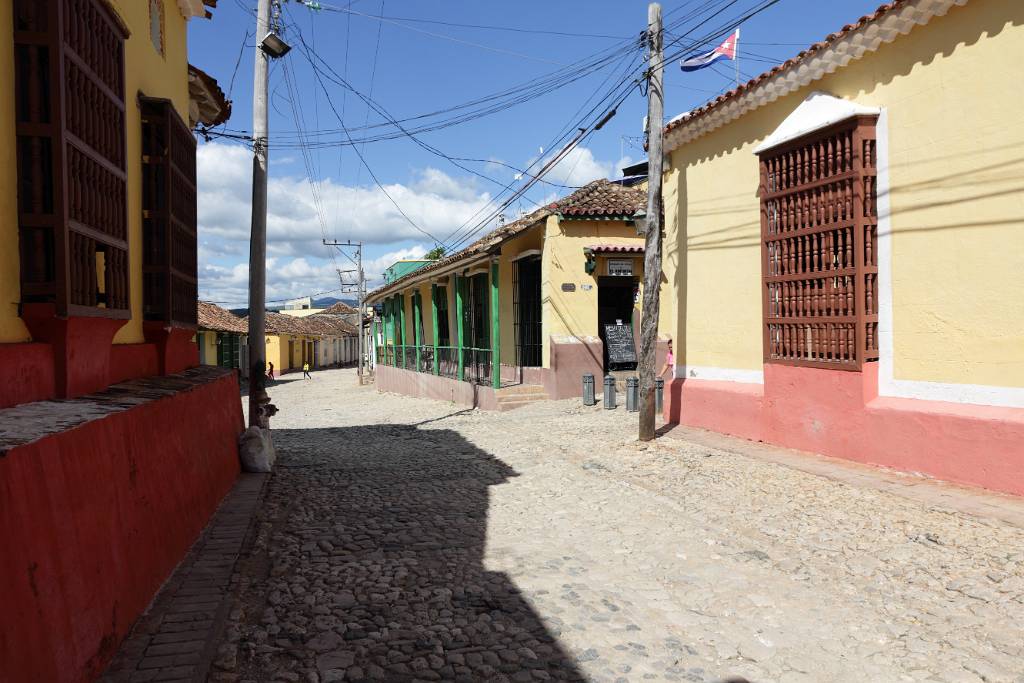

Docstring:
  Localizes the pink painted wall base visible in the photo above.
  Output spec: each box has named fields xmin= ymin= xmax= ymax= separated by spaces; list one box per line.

xmin=664 ymin=363 xmax=1024 ymax=497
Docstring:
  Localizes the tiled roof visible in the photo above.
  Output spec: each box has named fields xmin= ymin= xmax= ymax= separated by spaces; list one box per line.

xmin=197 ymin=301 xmax=247 ymax=334
xmin=586 ymin=244 xmax=645 ymax=254
xmin=253 ymin=311 xmax=358 ymax=337
xmin=368 ymin=179 xmax=645 ymax=301
xmin=188 ymin=64 xmax=231 ymax=127
xmin=322 ymin=301 xmax=357 ymax=315
xmin=555 ymin=180 xmax=645 ymax=218
xmin=664 ymin=0 xmax=967 ymax=150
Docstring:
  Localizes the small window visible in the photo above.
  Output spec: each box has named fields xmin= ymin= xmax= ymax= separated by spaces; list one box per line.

xmin=607 ymin=259 xmax=633 ymax=277
xmin=149 ymin=0 xmax=164 ymax=55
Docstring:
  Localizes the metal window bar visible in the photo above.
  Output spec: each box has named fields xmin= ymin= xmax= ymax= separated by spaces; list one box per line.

xmin=461 ymin=347 xmax=493 ymax=386
xmin=437 ymin=346 xmax=459 ymax=379
xmin=513 ymin=256 xmax=542 ymax=367
xmin=758 ymin=115 xmax=878 ymax=371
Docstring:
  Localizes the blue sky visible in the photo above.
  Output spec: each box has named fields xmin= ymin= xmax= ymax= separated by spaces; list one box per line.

xmin=190 ymin=0 xmax=883 ymax=306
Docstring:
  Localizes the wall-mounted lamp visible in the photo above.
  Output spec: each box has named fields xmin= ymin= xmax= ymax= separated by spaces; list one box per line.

xmin=260 ymin=31 xmax=292 ymax=58
xmin=631 ymin=208 xmax=647 ymax=236
xmin=583 ymin=247 xmax=597 ymax=275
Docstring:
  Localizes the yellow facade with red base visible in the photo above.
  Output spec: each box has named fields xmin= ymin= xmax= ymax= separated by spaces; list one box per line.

xmin=660 ymin=0 xmax=1024 ymax=495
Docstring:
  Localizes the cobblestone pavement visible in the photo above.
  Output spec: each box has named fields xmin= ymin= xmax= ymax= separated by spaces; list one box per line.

xmin=213 ymin=368 xmax=1024 ymax=683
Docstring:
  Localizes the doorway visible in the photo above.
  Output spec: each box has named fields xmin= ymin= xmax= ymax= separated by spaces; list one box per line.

xmin=514 ymin=256 xmax=542 ymax=367
xmin=597 ymin=276 xmax=639 ymax=371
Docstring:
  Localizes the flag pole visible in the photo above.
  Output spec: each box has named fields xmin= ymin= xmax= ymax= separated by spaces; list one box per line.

xmin=734 ymin=28 xmax=741 ymax=88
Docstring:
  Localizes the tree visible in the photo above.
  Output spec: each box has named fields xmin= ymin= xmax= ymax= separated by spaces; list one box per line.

xmin=425 ymin=246 xmax=446 ymax=260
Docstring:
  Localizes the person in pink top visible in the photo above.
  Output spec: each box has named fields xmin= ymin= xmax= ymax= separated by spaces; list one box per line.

xmin=659 ymin=338 xmax=674 ymax=379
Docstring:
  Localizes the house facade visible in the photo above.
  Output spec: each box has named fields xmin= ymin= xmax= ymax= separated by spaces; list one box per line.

xmin=658 ymin=0 xmax=1024 ymax=495
xmin=0 ymin=1 xmax=237 ymax=680
xmin=197 ymin=301 xmax=248 ymax=375
xmin=368 ymin=179 xmax=670 ymax=409
xmin=260 ymin=311 xmax=358 ymax=375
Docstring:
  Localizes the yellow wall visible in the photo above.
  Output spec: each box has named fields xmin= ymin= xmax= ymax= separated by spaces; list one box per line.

xmin=0 ymin=0 xmax=194 ymax=343
xmin=498 ymin=228 xmax=543 ymax=365
xmin=0 ymin=1 xmax=24 ymax=341
xmin=663 ymin=0 xmax=1024 ymax=387
xmin=114 ymin=0 xmax=192 ymax=344
xmin=266 ymin=334 xmax=283 ymax=374
xmin=542 ymin=216 xmax=657 ymax=368
xmin=199 ymin=330 xmax=217 ymax=365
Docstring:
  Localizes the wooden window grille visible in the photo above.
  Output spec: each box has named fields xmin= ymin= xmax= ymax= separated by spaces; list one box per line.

xmin=758 ymin=115 xmax=879 ymax=370
xmin=13 ymin=0 xmax=130 ymax=317
xmin=140 ymin=97 xmax=198 ymax=327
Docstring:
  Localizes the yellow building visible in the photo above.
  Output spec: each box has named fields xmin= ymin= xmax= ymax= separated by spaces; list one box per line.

xmin=658 ymin=0 xmax=1024 ymax=495
xmin=0 ymin=0 xmax=228 ymax=404
xmin=260 ymin=311 xmax=358 ymax=377
xmin=368 ymin=179 xmax=667 ymax=408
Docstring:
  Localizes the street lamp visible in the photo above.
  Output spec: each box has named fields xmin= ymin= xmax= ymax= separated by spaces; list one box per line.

xmin=632 ymin=207 xmax=647 ymax=235
xmin=259 ymin=31 xmax=291 ymax=58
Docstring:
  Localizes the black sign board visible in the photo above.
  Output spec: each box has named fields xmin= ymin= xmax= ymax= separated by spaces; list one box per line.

xmin=603 ymin=323 xmax=637 ymax=365
xmin=561 ymin=283 xmax=576 ymax=292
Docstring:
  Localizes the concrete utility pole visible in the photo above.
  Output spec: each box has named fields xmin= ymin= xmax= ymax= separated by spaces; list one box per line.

xmin=638 ymin=2 xmax=664 ymax=442
xmin=324 ymin=240 xmax=366 ymax=384
xmin=247 ymin=0 xmax=272 ymax=428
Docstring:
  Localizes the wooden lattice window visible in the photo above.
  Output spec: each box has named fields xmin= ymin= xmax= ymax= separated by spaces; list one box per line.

xmin=758 ymin=115 xmax=879 ymax=370
xmin=13 ymin=0 xmax=130 ymax=317
xmin=141 ymin=97 xmax=198 ymax=327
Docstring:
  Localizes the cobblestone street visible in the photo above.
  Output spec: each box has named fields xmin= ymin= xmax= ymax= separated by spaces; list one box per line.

xmin=204 ymin=368 xmax=1024 ymax=683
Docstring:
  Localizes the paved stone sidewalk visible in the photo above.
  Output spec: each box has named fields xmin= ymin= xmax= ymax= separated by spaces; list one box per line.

xmin=124 ymin=367 xmax=1024 ymax=683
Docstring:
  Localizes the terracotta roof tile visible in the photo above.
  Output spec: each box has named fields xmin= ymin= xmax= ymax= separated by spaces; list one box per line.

xmin=322 ymin=301 xmax=358 ymax=315
xmin=197 ymin=301 xmax=247 ymax=334
xmin=251 ymin=311 xmax=358 ymax=337
xmin=586 ymin=244 xmax=644 ymax=254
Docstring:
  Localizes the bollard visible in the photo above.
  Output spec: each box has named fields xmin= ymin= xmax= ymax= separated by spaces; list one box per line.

xmin=582 ymin=373 xmax=596 ymax=406
xmin=626 ymin=376 xmax=639 ymax=412
xmin=655 ymin=377 xmax=664 ymax=414
xmin=603 ymin=375 xmax=616 ymax=409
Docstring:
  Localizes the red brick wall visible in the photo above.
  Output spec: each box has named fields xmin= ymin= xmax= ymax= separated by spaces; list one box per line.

xmin=0 ymin=371 xmax=243 ymax=681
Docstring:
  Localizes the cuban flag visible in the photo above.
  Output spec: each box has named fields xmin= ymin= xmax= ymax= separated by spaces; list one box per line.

xmin=679 ymin=29 xmax=739 ymax=72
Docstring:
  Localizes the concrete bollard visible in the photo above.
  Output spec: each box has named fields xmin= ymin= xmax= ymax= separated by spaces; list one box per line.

xmin=655 ymin=377 xmax=664 ymax=414
xmin=582 ymin=373 xmax=596 ymax=406
xmin=603 ymin=375 xmax=616 ymax=409
xmin=626 ymin=376 xmax=639 ymax=412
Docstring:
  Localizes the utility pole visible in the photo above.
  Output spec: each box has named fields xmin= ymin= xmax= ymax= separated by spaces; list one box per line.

xmin=324 ymin=240 xmax=366 ymax=384
xmin=638 ymin=2 xmax=664 ymax=442
xmin=247 ymin=0 xmax=272 ymax=428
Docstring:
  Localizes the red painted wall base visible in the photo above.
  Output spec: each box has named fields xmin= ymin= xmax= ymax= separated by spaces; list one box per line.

xmin=0 ymin=368 xmax=243 ymax=682
xmin=0 ymin=342 xmax=56 ymax=409
xmin=664 ymin=363 xmax=1024 ymax=497
xmin=22 ymin=303 xmax=128 ymax=399
xmin=143 ymin=322 xmax=199 ymax=375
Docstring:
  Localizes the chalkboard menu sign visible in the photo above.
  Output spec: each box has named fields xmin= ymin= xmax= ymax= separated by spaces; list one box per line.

xmin=603 ymin=323 xmax=637 ymax=365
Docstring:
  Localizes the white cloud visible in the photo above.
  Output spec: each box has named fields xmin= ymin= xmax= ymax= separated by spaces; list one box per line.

xmin=196 ymin=143 xmax=491 ymax=255
xmin=528 ymin=145 xmax=613 ymax=187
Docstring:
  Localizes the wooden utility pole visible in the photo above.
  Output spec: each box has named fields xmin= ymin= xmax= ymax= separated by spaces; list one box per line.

xmin=247 ymin=0 xmax=271 ymax=428
xmin=638 ymin=2 xmax=664 ymax=442
xmin=324 ymin=240 xmax=366 ymax=383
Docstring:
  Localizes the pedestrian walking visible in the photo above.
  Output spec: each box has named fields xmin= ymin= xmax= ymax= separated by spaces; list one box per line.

xmin=303 ymin=362 xmax=312 ymax=380
xmin=658 ymin=338 xmax=674 ymax=379
xmin=266 ymin=361 xmax=275 ymax=381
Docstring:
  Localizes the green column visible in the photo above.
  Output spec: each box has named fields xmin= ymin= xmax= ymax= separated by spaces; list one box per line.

xmin=398 ymin=293 xmax=406 ymax=368
xmin=490 ymin=261 xmax=501 ymax=389
xmin=430 ymin=283 xmax=440 ymax=375
xmin=455 ymin=274 xmax=465 ymax=382
xmin=413 ymin=291 xmax=423 ymax=371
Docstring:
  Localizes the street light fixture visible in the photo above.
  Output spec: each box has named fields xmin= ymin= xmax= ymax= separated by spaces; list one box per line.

xmin=632 ymin=207 xmax=648 ymax=235
xmin=259 ymin=31 xmax=291 ymax=58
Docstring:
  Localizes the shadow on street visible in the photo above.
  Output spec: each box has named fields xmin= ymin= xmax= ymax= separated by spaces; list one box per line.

xmin=235 ymin=423 xmax=587 ymax=681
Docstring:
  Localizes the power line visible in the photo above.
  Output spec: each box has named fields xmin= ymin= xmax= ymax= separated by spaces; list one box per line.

xmin=301 ymin=2 xmax=629 ymax=40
